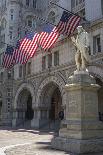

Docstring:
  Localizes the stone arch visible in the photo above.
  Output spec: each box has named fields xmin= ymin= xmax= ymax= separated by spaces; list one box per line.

xmin=88 ymin=65 xmax=103 ymax=82
xmin=36 ymin=75 xmax=67 ymax=108
xmin=14 ymin=83 xmax=35 ymax=109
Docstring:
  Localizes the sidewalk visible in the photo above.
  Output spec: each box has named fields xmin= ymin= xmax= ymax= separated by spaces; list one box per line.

xmin=0 ymin=127 xmax=103 ymax=155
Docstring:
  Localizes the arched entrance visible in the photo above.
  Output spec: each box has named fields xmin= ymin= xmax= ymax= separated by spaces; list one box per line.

xmin=49 ymin=88 xmax=62 ymax=121
xmin=96 ymin=78 xmax=103 ymax=121
xmin=16 ymin=89 xmax=34 ymax=126
xmin=40 ymin=82 xmax=63 ymax=130
xmin=25 ymin=94 xmax=34 ymax=120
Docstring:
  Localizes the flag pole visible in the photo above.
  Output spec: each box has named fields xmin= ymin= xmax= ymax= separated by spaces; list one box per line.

xmin=50 ymin=1 xmax=86 ymax=21
xmin=34 ymin=15 xmax=56 ymax=27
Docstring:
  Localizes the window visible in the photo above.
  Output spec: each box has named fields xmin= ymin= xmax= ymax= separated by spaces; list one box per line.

xmin=48 ymin=11 xmax=55 ymax=23
xmin=26 ymin=0 xmax=29 ymax=6
xmin=9 ymin=31 xmax=13 ymax=40
xmin=27 ymin=20 xmax=32 ymax=27
xmin=27 ymin=62 xmax=31 ymax=75
xmin=26 ymin=16 xmax=36 ymax=28
xmin=23 ymin=64 xmax=26 ymax=76
xmin=7 ymin=88 xmax=11 ymax=97
xmin=93 ymin=35 xmax=101 ymax=54
xmin=33 ymin=0 xmax=37 ymax=8
xmin=78 ymin=9 xmax=85 ymax=18
xmin=54 ymin=51 xmax=59 ymax=66
xmin=8 ymin=71 xmax=12 ymax=79
xmin=18 ymin=28 xmax=21 ymax=39
xmin=48 ymin=54 xmax=52 ymax=68
xmin=11 ymin=14 xmax=13 ymax=20
xmin=42 ymin=56 xmax=46 ymax=70
xmin=0 ymin=72 xmax=3 ymax=81
xmin=10 ymin=9 xmax=14 ymax=13
xmin=71 ymin=0 xmax=75 ymax=8
xmin=19 ymin=65 xmax=22 ymax=78
xmin=7 ymin=98 xmax=11 ymax=112
xmin=76 ymin=0 xmax=79 ymax=5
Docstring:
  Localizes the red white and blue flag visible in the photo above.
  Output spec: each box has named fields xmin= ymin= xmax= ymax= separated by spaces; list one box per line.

xmin=56 ymin=11 xmax=81 ymax=36
xmin=38 ymin=24 xmax=60 ymax=51
xmin=15 ymin=32 xmax=39 ymax=64
xmin=2 ymin=45 xmax=16 ymax=69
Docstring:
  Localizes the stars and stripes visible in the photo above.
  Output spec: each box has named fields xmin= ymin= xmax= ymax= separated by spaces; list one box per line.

xmin=2 ymin=10 xmax=81 ymax=69
xmin=56 ymin=11 xmax=81 ymax=36
xmin=38 ymin=24 xmax=60 ymax=51
xmin=14 ymin=32 xmax=40 ymax=64
xmin=2 ymin=45 xmax=15 ymax=69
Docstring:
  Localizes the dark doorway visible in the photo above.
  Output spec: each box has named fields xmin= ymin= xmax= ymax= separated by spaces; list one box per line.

xmin=0 ymin=101 xmax=2 ymax=116
xmin=49 ymin=88 xmax=62 ymax=121
xmin=25 ymin=94 xmax=34 ymax=120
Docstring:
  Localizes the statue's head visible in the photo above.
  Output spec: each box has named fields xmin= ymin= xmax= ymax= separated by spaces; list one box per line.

xmin=77 ymin=25 xmax=84 ymax=33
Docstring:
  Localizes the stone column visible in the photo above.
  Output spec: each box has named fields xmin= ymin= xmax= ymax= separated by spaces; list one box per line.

xmin=31 ymin=108 xmax=40 ymax=128
xmin=12 ymin=110 xmax=18 ymax=127
xmin=52 ymin=71 xmax=103 ymax=154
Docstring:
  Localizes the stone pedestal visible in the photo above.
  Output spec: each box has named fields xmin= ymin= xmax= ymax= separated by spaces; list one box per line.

xmin=51 ymin=71 xmax=103 ymax=154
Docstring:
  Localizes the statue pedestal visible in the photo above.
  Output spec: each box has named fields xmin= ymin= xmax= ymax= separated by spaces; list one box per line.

xmin=51 ymin=71 xmax=103 ymax=154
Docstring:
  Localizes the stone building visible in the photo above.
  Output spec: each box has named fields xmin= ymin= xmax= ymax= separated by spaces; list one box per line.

xmin=0 ymin=0 xmax=103 ymax=129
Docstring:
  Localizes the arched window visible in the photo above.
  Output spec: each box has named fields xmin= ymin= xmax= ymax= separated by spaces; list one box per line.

xmin=48 ymin=11 xmax=56 ymax=23
xmin=26 ymin=16 xmax=36 ymax=28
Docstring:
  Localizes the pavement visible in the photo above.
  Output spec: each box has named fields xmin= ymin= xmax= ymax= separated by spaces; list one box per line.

xmin=0 ymin=126 xmax=103 ymax=155
xmin=0 ymin=126 xmax=68 ymax=155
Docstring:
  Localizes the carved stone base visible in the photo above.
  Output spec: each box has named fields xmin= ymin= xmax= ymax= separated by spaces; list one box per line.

xmin=51 ymin=71 xmax=103 ymax=154
xmin=51 ymin=136 xmax=103 ymax=154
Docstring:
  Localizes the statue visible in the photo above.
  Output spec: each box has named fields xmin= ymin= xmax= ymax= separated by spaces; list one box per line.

xmin=71 ymin=26 xmax=90 ymax=71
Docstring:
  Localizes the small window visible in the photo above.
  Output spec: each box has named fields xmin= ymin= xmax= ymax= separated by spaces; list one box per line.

xmin=93 ymin=35 xmax=101 ymax=54
xmin=7 ymin=88 xmax=11 ymax=97
xmin=11 ymin=14 xmax=13 ymax=20
xmin=33 ymin=0 xmax=37 ymax=8
xmin=8 ymin=71 xmax=12 ymax=79
xmin=0 ymin=72 xmax=3 ymax=81
xmin=26 ymin=0 xmax=29 ymax=6
xmin=23 ymin=64 xmax=26 ymax=76
xmin=27 ymin=20 xmax=32 ymax=27
xmin=54 ymin=51 xmax=59 ymax=66
xmin=48 ymin=54 xmax=52 ymax=68
xmin=19 ymin=65 xmax=22 ymax=78
xmin=48 ymin=11 xmax=55 ymax=23
xmin=42 ymin=56 xmax=46 ymax=70
xmin=9 ymin=31 xmax=13 ymax=40
xmin=71 ymin=0 xmax=75 ymax=8
xmin=27 ymin=62 xmax=31 ymax=75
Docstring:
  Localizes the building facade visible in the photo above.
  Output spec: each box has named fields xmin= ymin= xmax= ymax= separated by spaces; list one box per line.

xmin=0 ymin=0 xmax=103 ymax=128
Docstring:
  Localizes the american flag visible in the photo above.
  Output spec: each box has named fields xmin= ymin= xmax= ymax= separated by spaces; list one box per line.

xmin=2 ymin=45 xmax=15 ymax=69
xmin=14 ymin=32 xmax=40 ymax=64
xmin=56 ymin=11 xmax=81 ymax=36
xmin=38 ymin=24 xmax=60 ymax=51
